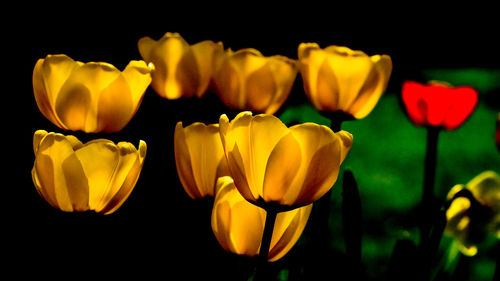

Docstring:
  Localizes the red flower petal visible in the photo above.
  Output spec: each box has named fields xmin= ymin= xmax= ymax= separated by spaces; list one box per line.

xmin=402 ymin=81 xmax=478 ymax=130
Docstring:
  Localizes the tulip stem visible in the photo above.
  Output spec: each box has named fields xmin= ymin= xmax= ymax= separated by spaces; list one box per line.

xmin=420 ymin=126 xmax=440 ymax=247
xmin=330 ymin=119 xmax=343 ymax=133
xmin=255 ymin=207 xmax=278 ymax=281
xmin=322 ymin=111 xmax=354 ymax=132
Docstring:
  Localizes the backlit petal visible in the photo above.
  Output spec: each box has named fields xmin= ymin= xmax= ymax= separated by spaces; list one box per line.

xmin=191 ymin=40 xmax=224 ymax=97
xmin=99 ymin=141 xmax=146 ymax=214
xmin=284 ymin=123 xmax=343 ymax=206
xmin=349 ymin=55 xmax=393 ymax=119
xmin=323 ymin=46 xmax=373 ymax=111
xmin=175 ymin=122 xmax=202 ymax=199
xmin=228 ymin=113 xmax=289 ymax=202
xmin=56 ymin=62 xmax=121 ymax=132
xmin=33 ymin=132 xmax=89 ymax=212
xmin=262 ymin=132 xmax=302 ymax=204
xmin=33 ymin=55 xmax=79 ymax=129
xmin=246 ymin=64 xmax=276 ymax=113
xmin=185 ymin=122 xmax=225 ymax=198
xmin=74 ymin=139 xmax=119 ymax=211
xmin=269 ymin=204 xmax=312 ymax=261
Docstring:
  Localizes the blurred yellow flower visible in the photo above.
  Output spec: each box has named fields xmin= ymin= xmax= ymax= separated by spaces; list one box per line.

xmin=32 ymin=130 xmax=147 ymax=214
xmin=213 ymin=48 xmax=297 ymax=115
xmin=445 ymin=171 xmax=500 ymax=256
xmin=298 ymin=43 xmax=392 ymax=119
xmin=33 ymin=54 xmax=152 ymax=133
xmin=211 ymin=176 xmax=312 ymax=261
xmin=219 ymin=112 xmax=353 ymax=209
xmin=174 ymin=121 xmax=229 ymax=199
xmin=138 ymin=32 xmax=223 ymax=99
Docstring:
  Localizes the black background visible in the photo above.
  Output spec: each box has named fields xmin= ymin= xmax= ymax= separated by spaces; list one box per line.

xmin=6 ymin=4 xmax=499 ymax=280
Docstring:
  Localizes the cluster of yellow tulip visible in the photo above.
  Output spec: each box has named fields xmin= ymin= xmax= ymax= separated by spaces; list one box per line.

xmin=175 ymin=111 xmax=353 ymax=260
xmin=31 ymin=32 xmax=393 ymax=264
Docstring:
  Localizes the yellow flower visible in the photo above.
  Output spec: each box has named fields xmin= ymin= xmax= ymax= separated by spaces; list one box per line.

xmin=219 ymin=112 xmax=353 ymax=209
xmin=32 ymin=130 xmax=147 ymax=214
xmin=138 ymin=32 xmax=223 ymax=99
xmin=33 ymin=54 xmax=152 ymax=133
xmin=213 ymin=48 xmax=297 ymax=115
xmin=298 ymin=43 xmax=392 ymax=119
xmin=211 ymin=176 xmax=312 ymax=261
xmin=174 ymin=121 xmax=229 ymax=199
xmin=445 ymin=171 xmax=500 ymax=256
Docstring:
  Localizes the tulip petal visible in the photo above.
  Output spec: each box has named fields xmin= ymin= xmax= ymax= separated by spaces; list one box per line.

xmin=262 ymin=132 xmax=302 ymax=204
xmin=97 ymin=75 xmax=134 ymax=132
xmin=99 ymin=141 xmax=146 ymax=214
xmin=34 ymin=133 xmax=89 ymax=212
xmin=402 ymin=81 xmax=427 ymax=126
xmin=315 ymin=59 xmax=340 ymax=111
xmin=33 ymin=55 xmax=81 ymax=129
xmin=191 ymin=40 xmax=224 ymax=97
xmin=230 ymin=113 xmax=290 ymax=201
xmin=74 ymin=139 xmax=119 ymax=211
xmin=174 ymin=122 xmax=202 ymax=199
xmin=246 ymin=64 xmax=276 ymax=113
xmin=220 ymin=114 xmax=254 ymax=201
xmin=285 ymin=124 xmax=342 ymax=206
xmin=212 ymin=177 xmax=265 ymax=257
xmin=122 ymin=60 xmax=152 ymax=106
xmin=269 ymin=204 xmax=312 ymax=261
xmin=214 ymin=200 xmax=233 ymax=252
xmin=144 ymin=33 xmax=191 ymax=99
xmin=264 ymin=56 xmax=297 ymax=115
xmin=184 ymin=123 xmax=224 ymax=197
xmin=337 ymin=130 xmax=354 ymax=163
xmin=443 ymin=86 xmax=478 ymax=130
xmin=349 ymin=55 xmax=393 ymax=119
xmin=56 ymin=62 xmax=121 ymax=132
xmin=214 ymin=57 xmax=241 ymax=109
xmin=232 ymin=200 xmax=266 ymax=255
xmin=33 ymin=129 xmax=49 ymax=155
xmin=324 ymin=46 xmax=374 ymax=111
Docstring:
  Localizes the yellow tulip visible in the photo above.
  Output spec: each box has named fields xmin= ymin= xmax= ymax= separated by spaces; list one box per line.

xmin=298 ymin=43 xmax=392 ymax=119
xmin=138 ymin=32 xmax=223 ymax=100
xmin=219 ymin=112 xmax=353 ymax=209
xmin=33 ymin=54 xmax=152 ymax=133
xmin=445 ymin=171 xmax=500 ymax=256
xmin=211 ymin=176 xmax=312 ymax=261
xmin=213 ymin=48 xmax=298 ymax=115
xmin=174 ymin=121 xmax=229 ymax=199
xmin=32 ymin=130 xmax=147 ymax=214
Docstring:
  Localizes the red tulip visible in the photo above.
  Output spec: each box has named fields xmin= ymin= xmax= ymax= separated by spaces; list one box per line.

xmin=402 ymin=81 xmax=478 ymax=130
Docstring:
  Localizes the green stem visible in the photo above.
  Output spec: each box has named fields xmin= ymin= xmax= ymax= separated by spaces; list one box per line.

xmin=420 ymin=126 xmax=440 ymax=247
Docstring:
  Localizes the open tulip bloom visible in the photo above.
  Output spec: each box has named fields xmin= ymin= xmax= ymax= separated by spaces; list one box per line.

xmin=211 ymin=177 xmax=312 ymax=262
xmin=219 ymin=111 xmax=353 ymax=210
xmin=33 ymin=54 xmax=152 ymax=133
xmin=138 ymin=32 xmax=223 ymax=100
xmin=298 ymin=43 xmax=392 ymax=129
xmin=213 ymin=48 xmax=298 ymax=115
xmin=402 ymin=80 xmax=478 ymax=131
xmin=32 ymin=130 xmax=147 ymax=214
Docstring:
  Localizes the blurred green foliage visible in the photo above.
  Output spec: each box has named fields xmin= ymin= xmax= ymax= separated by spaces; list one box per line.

xmin=279 ymin=68 xmax=499 ymax=280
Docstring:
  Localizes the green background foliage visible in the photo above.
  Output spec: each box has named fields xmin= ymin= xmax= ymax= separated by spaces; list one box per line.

xmin=279 ymin=68 xmax=499 ymax=280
